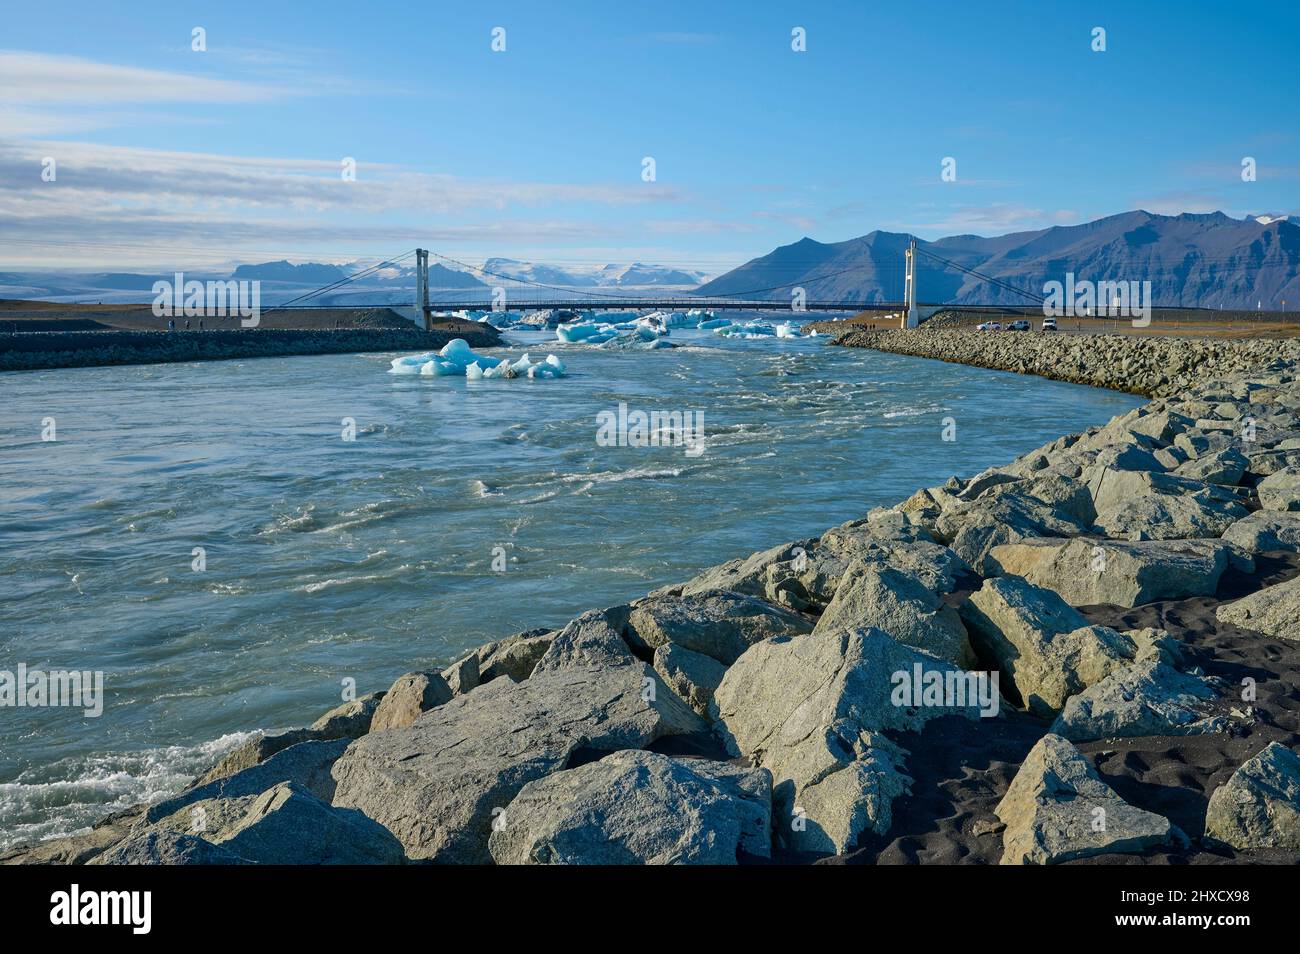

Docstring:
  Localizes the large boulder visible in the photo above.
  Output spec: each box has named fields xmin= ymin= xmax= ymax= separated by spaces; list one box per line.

xmin=330 ymin=661 xmax=705 ymax=863
xmin=477 ymin=630 xmax=555 ymax=682
xmin=1086 ymin=468 xmax=1247 ymax=540
xmin=370 ymin=671 xmax=454 ymax=732
xmin=653 ymin=643 xmax=726 ymax=717
xmin=488 ymin=751 xmax=771 ymax=865
xmin=1204 ymin=742 xmax=1300 ymax=850
xmin=935 ymin=493 xmax=1086 ymax=576
xmin=146 ymin=737 xmax=349 ymax=825
xmin=1257 ymin=466 xmax=1300 ymax=511
xmin=711 ymin=628 xmax=986 ymax=855
xmin=89 ymin=831 xmax=251 ymax=866
xmin=310 ymin=691 xmax=385 ymax=739
xmin=1222 ymin=511 xmax=1300 ymax=554
xmin=987 ymin=537 xmax=1233 ymax=608
xmin=1216 ymin=574 xmax=1300 ymax=639
xmin=1174 ymin=447 xmax=1248 ymax=486
xmin=679 ymin=540 xmax=814 ymax=598
xmin=959 ymin=576 xmax=1135 ymax=716
xmin=812 ymin=562 xmax=974 ymax=667
xmin=1050 ymin=660 xmax=1226 ymax=742
xmin=625 ymin=589 xmax=811 ymax=665
xmin=217 ymin=782 xmax=405 ymax=864
xmin=996 ymin=734 xmax=1181 ymax=864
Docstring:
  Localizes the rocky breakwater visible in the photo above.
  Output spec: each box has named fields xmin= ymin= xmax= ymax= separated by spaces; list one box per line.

xmin=8 ymin=360 xmax=1300 ymax=865
xmin=832 ymin=327 xmax=1300 ymax=397
xmin=0 ymin=325 xmax=502 ymax=373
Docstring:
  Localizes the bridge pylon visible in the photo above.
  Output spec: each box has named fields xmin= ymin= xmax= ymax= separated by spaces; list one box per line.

xmin=904 ymin=238 xmax=918 ymax=328
xmin=415 ymin=249 xmax=430 ymax=330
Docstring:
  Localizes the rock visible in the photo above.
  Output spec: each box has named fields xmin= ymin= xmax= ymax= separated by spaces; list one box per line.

xmin=370 ymin=671 xmax=454 ymax=732
xmin=330 ymin=662 xmax=705 ymax=863
xmin=477 ymin=630 xmax=554 ymax=683
xmin=959 ymin=576 xmax=1134 ymax=716
xmin=1257 ymin=466 xmax=1300 ymax=511
xmin=89 ymin=830 xmax=251 ymax=866
xmin=987 ymin=536 xmax=1232 ymax=608
xmin=935 ymin=492 xmax=1086 ymax=575
xmin=310 ymin=691 xmax=385 ymax=739
xmin=986 ymin=473 xmax=1097 ymax=524
xmin=488 ymin=751 xmax=771 ymax=864
xmin=146 ymin=738 xmax=349 ymax=825
xmin=1216 ymin=574 xmax=1300 ymax=639
xmin=711 ymin=628 xmax=984 ymax=855
xmin=217 ymin=782 xmax=405 ymax=864
xmin=1204 ymin=742 xmax=1300 ymax=850
xmin=653 ymin=643 xmax=727 ymax=717
xmin=1174 ymin=447 xmax=1248 ymax=486
xmin=1094 ymin=492 xmax=1247 ymax=541
xmin=812 ymin=562 xmax=974 ymax=667
xmin=0 ymin=810 xmax=143 ymax=865
xmin=533 ymin=608 xmax=636 ymax=673
xmin=198 ymin=729 xmax=319 ymax=785
xmin=996 ymin=734 xmax=1181 ymax=864
xmin=441 ymin=654 xmax=480 ymax=696
xmin=626 ymin=589 xmax=811 ymax=665
xmin=1050 ymin=660 xmax=1225 ymax=741
xmin=679 ymin=540 xmax=814 ymax=598
xmin=1222 ymin=511 xmax=1300 ymax=554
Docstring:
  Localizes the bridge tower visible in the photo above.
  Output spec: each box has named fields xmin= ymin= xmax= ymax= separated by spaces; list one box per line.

xmin=415 ymin=249 xmax=430 ymax=330
xmin=904 ymin=237 xmax=918 ymax=328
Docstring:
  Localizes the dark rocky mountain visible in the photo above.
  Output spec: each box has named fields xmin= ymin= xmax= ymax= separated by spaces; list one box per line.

xmin=696 ymin=212 xmax=1300 ymax=309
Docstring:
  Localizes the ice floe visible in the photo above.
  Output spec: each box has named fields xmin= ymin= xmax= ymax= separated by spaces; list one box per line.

xmin=389 ymin=338 xmax=566 ymax=379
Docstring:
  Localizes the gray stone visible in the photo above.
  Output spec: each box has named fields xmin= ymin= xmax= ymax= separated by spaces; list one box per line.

xmin=936 ymin=492 xmax=1087 ymax=575
xmin=653 ymin=643 xmax=727 ymax=717
xmin=996 ymin=734 xmax=1180 ymax=864
xmin=1205 ymin=742 xmax=1300 ymax=850
xmin=218 ymin=782 xmax=405 ymax=864
xmin=711 ymin=628 xmax=983 ymax=855
xmin=310 ymin=691 xmax=385 ymax=739
xmin=441 ymin=654 xmax=480 ymax=696
xmin=89 ymin=830 xmax=251 ymax=866
xmin=370 ymin=670 xmax=454 ymax=732
xmin=1222 ymin=511 xmax=1300 ymax=554
xmin=488 ymin=751 xmax=771 ymax=864
xmin=626 ymin=589 xmax=811 ymax=665
xmin=812 ymin=562 xmax=974 ymax=667
xmin=1050 ymin=659 xmax=1225 ymax=741
xmin=197 ymin=729 xmax=319 ymax=785
xmin=477 ymin=630 xmax=554 ymax=683
xmin=1174 ymin=447 xmax=1248 ymax=486
xmin=1216 ymin=574 xmax=1300 ymax=639
xmin=987 ymin=536 xmax=1233 ymax=608
xmin=330 ymin=661 xmax=705 ymax=863
xmin=679 ymin=540 xmax=814 ymax=598
xmin=1257 ymin=466 xmax=1300 ymax=511
xmin=146 ymin=738 xmax=349 ymax=825
xmin=960 ymin=576 xmax=1135 ymax=716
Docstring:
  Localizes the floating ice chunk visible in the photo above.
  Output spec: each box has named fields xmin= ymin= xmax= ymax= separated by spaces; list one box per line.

xmin=390 ymin=338 xmax=564 ymax=380
xmin=465 ymin=361 xmax=484 ymax=380
xmin=555 ymin=323 xmax=602 ymax=342
xmin=697 ymin=317 xmax=731 ymax=329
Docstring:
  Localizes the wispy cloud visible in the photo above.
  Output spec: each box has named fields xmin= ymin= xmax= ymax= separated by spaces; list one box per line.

xmin=0 ymin=50 xmax=283 ymax=104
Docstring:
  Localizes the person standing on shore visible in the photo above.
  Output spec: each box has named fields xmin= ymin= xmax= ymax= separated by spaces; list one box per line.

xmin=168 ymin=318 xmax=175 ymax=332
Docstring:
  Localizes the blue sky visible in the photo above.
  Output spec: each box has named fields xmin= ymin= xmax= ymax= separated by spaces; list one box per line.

xmin=1 ymin=0 xmax=1296 ymax=273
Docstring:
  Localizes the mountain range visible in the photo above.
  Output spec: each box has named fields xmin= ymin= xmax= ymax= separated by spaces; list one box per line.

xmin=696 ymin=212 xmax=1300 ymax=309
xmin=482 ymin=258 xmax=709 ymax=288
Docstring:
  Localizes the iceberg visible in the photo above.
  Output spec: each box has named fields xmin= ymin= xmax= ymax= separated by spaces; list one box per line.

xmin=389 ymin=339 xmax=566 ymax=380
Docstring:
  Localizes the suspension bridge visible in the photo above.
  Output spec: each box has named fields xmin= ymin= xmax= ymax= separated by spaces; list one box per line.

xmin=261 ymin=240 xmax=1049 ymax=330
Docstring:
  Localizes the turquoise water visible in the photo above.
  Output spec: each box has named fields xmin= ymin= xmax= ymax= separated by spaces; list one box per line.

xmin=0 ymin=327 xmax=1141 ymax=847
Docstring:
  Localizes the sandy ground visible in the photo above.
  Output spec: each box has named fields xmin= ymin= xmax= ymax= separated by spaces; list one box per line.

xmin=0 ymin=300 xmax=446 ymax=332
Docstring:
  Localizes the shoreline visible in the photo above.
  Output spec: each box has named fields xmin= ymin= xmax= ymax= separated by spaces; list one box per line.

xmin=6 ymin=338 xmax=1300 ymax=865
xmin=0 ymin=326 xmax=502 ymax=373
xmin=829 ymin=327 xmax=1300 ymax=397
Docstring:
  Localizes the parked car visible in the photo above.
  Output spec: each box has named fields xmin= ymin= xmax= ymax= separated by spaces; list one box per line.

xmin=1007 ymin=319 xmax=1031 ymax=331
xmin=976 ymin=321 xmax=1002 ymax=331
xmin=1041 ymin=317 xmax=1058 ymax=332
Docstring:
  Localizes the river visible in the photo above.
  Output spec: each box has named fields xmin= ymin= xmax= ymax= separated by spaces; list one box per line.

xmin=0 ymin=325 xmax=1141 ymax=847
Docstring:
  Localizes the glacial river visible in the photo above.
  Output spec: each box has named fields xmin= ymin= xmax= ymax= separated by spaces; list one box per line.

xmin=0 ymin=325 xmax=1141 ymax=847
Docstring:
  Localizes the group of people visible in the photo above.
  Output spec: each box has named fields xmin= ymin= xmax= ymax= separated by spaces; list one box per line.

xmin=166 ymin=318 xmax=205 ymax=331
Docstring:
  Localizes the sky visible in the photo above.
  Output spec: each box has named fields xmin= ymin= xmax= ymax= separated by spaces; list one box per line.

xmin=1 ymin=0 xmax=1297 ymax=274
